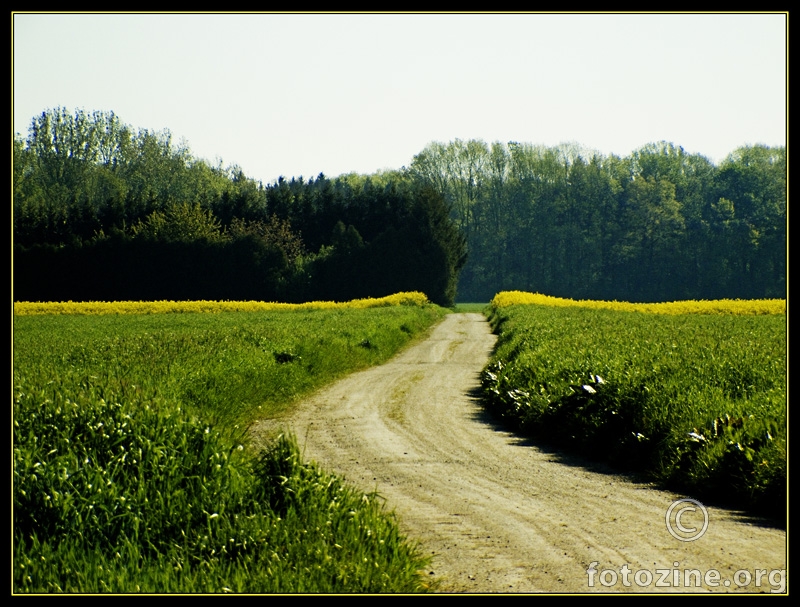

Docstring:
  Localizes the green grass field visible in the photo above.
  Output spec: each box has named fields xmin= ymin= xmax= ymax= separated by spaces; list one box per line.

xmin=13 ymin=304 xmax=446 ymax=432
xmin=453 ymin=302 xmax=489 ymax=313
xmin=480 ymin=303 xmax=786 ymax=520
xmin=13 ymin=303 xmax=446 ymax=593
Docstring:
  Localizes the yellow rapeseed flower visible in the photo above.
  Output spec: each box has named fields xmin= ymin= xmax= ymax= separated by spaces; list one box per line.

xmin=13 ymin=292 xmax=430 ymax=316
xmin=490 ymin=290 xmax=785 ymax=315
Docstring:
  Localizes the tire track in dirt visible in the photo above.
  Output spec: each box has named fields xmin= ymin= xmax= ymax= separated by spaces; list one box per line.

xmin=251 ymin=313 xmax=786 ymax=593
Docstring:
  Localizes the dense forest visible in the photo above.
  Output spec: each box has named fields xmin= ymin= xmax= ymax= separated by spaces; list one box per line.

xmin=13 ymin=108 xmax=786 ymax=304
xmin=12 ymin=109 xmax=466 ymax=306
xmin=410 ymin=139 xmax=786 ymax=302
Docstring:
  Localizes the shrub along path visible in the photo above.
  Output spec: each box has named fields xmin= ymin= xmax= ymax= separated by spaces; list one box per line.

xmin=251 ymin=313 xmax=786 ymax=593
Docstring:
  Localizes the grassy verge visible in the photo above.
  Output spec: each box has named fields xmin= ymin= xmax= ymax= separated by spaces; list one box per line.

xmin=480 ymin=295 xmax=786 ymax=521
xmin=13 ymin=297 xmax=446 ymax=593
xmin=453 ymin=302 xmax=490 ymax=313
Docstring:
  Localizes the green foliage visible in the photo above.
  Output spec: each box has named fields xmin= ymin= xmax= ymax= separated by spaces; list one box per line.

xmin=286 ymin=181 xmax=466 ymax=307
xmin=409 ymin=138 xmax=785 ymax=302
xmin=14 ymin=394 xmax=248 ymax=559
xmin=408 ymin=186 xmax=468 ymax=307
xmin=12 ymin=395 xmax=431 ymax=593
xmin=226 ymin=215 xmax=307 ymax=264
xmin=13 ymin=305 xmax=446 ymax=430
xmin=13 ymin=306 xmax=445 ymax=593
xmin=14 ymin=108 xmax=468 ymax=305
xmin=132 ymin=202 xmax=226 ymax=243
xmin=480 ymin=305 xmax=786 ymax=520
xmin=15 ymin=107 xmax=785 ymax=304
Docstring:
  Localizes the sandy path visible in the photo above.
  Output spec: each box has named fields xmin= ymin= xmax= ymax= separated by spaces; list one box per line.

xmin=251 ymin=313 xmax=787 ymax=593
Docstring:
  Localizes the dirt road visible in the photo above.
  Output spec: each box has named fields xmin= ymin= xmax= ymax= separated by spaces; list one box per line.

xmin=251 ymin=313 xmax=787 ymax=593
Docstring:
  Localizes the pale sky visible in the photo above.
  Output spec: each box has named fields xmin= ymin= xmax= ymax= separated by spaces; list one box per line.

xmin=12 ymin=12 xmax=787 ymax=185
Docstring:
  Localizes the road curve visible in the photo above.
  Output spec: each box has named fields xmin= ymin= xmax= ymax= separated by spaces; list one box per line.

xmin=251 ymin=313 xmax=787 ymax=593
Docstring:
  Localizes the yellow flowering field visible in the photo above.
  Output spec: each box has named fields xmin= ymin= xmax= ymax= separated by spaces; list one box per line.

xmin=13 ymin=291 xmax=430 ymax=316
xmin=490 ymin=290 xmax=785 ymax=315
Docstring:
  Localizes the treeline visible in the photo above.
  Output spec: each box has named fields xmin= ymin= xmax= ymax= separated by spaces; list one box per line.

xmin=409 ymin=139 xmax=786 ymax=302
xmin=13 ymin=109 xmax=786 ymax=305
xmin=13 ymin=109 xmax=466 ymax=306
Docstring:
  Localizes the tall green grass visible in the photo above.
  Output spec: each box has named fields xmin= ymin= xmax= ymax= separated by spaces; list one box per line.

xmin=13 ymin=304 xmax=445 ymax=593
xmin=481 ymin=304 xmax=786 ymax=521
xmin=13 ymin=305 xmax=446 ymax=433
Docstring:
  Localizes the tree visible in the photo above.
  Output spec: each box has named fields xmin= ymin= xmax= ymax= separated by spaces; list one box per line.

xmin=713 ymin=145 xmax=786 ymax=297
xmin=404 ymin=186 xmax=468 ymax=307
xmin=132 ymin=202 xmax=225 ymax=243
xmin=612 ymin=176 xmax=686 ymax=301
xmin=227 ymin=215 xmax=307 ymax=264
xmin=18 ymin=108 xmax=101 ymax=244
